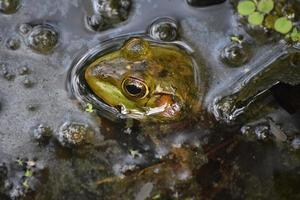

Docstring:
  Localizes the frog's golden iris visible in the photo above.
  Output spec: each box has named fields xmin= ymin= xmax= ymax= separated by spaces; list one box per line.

xmin=85 ymin=37 xmax=200 ymax=122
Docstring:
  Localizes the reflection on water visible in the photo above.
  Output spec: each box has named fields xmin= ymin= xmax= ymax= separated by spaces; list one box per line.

xmin=0 ymin=0 xmax=300 ymax=199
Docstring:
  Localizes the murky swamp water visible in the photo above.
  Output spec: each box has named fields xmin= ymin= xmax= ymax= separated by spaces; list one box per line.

xmin=1 ymin=0 xmax=300 ymax=199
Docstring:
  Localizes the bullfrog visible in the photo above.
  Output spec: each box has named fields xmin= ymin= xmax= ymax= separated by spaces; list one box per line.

xmin=82 ymin=37 xmax=203 ymax=123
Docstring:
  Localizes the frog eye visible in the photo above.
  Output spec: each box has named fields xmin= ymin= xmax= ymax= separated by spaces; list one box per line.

xmin=122 ymin=77 xmax=148 ymax=99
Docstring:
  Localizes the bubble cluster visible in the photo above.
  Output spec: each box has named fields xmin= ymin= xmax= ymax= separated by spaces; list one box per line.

xmin=0 ymin=0 xmax=21 ymax=14
xmin=220 ymin=43 xmax=251 ymax=67
xmin=149 ymin=18 xmax=178 ymax=41
xmin=25 ymin=24 xmax=59 ymax=54
xmin=56 ymin=122 xmax=94 ymax=147
xmin=86 ymin=0 xmax=131 ymax=31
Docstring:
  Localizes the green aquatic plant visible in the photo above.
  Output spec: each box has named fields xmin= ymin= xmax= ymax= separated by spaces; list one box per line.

xmin=248 ymin=12 xmax=264 ymax=25
xmin=237 ymin=0 xmax=274 ymax=25
xmin=257 ymin=0 xmax=274 ymax=14
xmin=237 ymin=0 xmax=256 ymax=16
xmin=24 ymin=169 xmax=33 ymax=177
xmin=230 ymin=35 xmax=243 ymax=44
xmin=237 ymin=0 xmax=300 ymax=42
xmin=85 ymin=103 xmax=94 ymax=113
xmin=274 ymin=17 xmax=293 ymax=34
xmin=289 ymin=28 xmax=300 ymax=42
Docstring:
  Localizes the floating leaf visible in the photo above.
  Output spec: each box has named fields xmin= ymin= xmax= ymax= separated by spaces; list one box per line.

xmin=248 ymin=12 xmax=264 ymax=25
xmin=237 ymin=1 xmax=256 ymax=16
xmin=257 ymin=0 xmax=274 ymax=14
xmin=274 ymin=17 xmax=293 ymax=34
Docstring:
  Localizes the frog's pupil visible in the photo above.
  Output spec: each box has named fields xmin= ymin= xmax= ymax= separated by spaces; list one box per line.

xmin=126 ymin=84 xmax=142 ymax=95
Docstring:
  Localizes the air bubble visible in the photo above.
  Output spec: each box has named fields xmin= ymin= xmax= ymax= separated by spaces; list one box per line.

xmin=149 ymin=18 xmax=178 ymax=41
xmin=85 ymin=14 xmax=105 ymax=32
xmin=56 ymin=122 xmax=95 ymax=147
xmin=0 ymin=65 xmax=15 ymax=81
xmin=18 ymin=66 xmax=30 ymax=75
xmin=25 ymin=24 xmax=59 ymax=54
xmin=26 ymin=104 xmax=39 ymax=111
xmin=86 ymin=0 xmax=131 ymax=32
xmin=0 ymin=0 xmax=21 ymax=14
xmin=6 ymin=37 xmax=21 ymax=50
xmin=32 ymin=124 xmax=52 ymax=142
xmin=18 ymin=23 xmax=32 ymax=35
xmin=23 ymin=77 xmax=34 ymax=88
xmin=220 ymin=43 xmax=251 ymax=67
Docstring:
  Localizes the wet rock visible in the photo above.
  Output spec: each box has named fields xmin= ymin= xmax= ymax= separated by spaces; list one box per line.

xmin=187 ymin=0 xmax=226 ymax=7
xmin=5 ymin=37 xmax=21 ymax=50
xmin=56 ymin=122 xmax=95 ymax=147
xmin=25 ymin=24 xmax=59 ymax=54
xmin=0 ymin=0 xmax=21 ymax=14
xmin=32 ymin=124 xmax=52 ymax=143
xmin=149 ymin=18 xmax=178 ymax=41
xmin=86 ymin=0 xmax=131 ymax=31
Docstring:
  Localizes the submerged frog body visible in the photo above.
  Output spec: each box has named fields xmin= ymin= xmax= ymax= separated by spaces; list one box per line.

xmin=84 ymin=37 xmax=201 ymax=122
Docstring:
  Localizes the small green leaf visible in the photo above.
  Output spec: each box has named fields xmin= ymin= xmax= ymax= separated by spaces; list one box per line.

xmin=22 ymin=179 xmax=29 ymax=189
xmin=274 ymin=17 xmax=293 ymax=34
xmin=25 ymin=169 xmax=33 ymax=177
xmin=257 ymin=0 xmax=274 ymax=14
xmin=16 ymin=159 xmax=24 ymax=166
xmin=290 ymin=28 xmax=300 ymax=42
xmin=85 ymin=103 xmax=94 ymax=113
xmin=237 ymin=1 xmax=256 ymax=16
xmin=248 ymin=12 xmax=264 ymax=25
xmin=230 ymin=36 xmax=243 ymax=44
